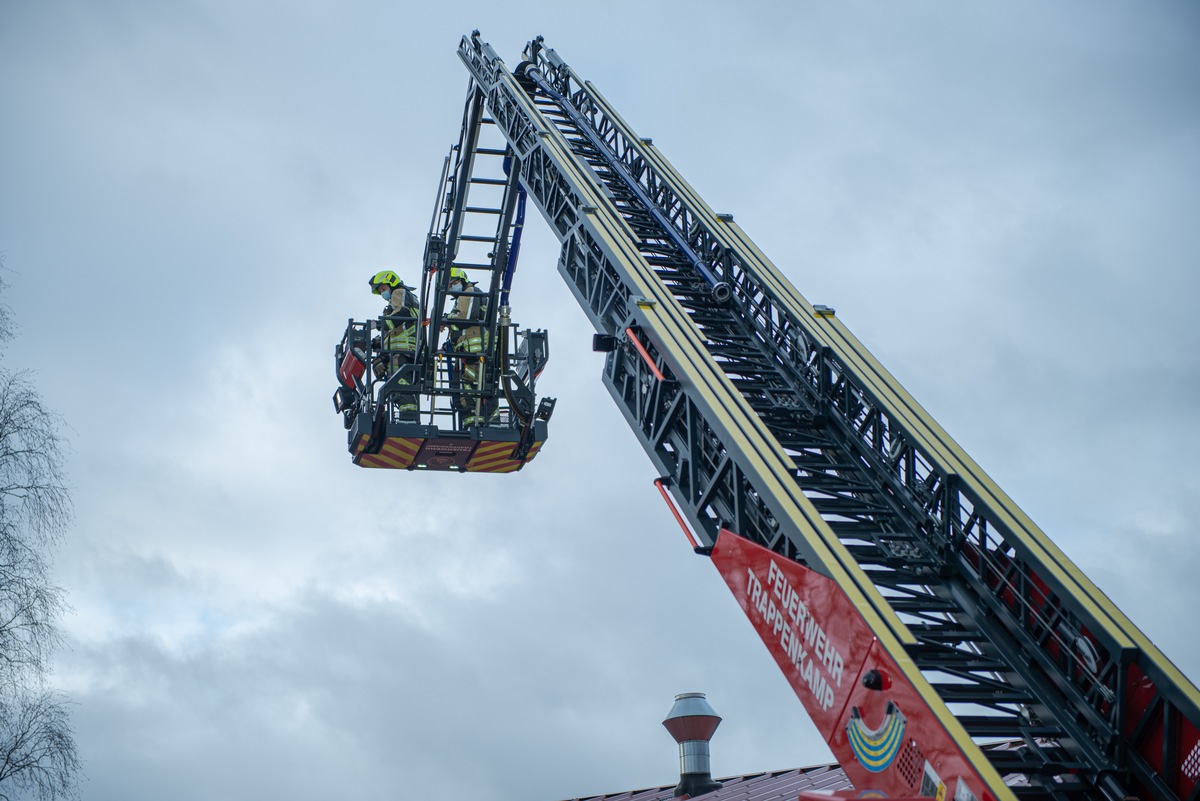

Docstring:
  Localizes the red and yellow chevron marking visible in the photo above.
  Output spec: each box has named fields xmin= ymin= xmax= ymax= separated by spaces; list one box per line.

xmin=353 ymin=436 xmax=422 ymax=469
xmin=465 ymin=440 xmax=544 ymax=473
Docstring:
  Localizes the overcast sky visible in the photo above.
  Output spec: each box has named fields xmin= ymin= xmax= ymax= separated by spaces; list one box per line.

xmin=2 ymin=2 xmax=1199 ymax=799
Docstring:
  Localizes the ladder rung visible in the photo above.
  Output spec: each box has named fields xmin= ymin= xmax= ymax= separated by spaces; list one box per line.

xmin=450 ymin=263 xmax=492 ymax=270
xmin=475 ymin=147 xmax=507 ymax=156
xmin=469 ymin=178 xmax=508 ymax=185
xmin=459 ymin=235 xmax=494 ymax=242
xmin=930 ymin=684 xmax=1031 ymax=703
xmin=958 ymin=716 xmax=1057 ymax=738
xmin=465 ymin=206 xmax=502 ymax=215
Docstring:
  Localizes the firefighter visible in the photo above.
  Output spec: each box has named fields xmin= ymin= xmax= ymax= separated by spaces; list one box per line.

xmin=446 ymin=267 xmax=496 ymax=426
xmin=369 ymin=270 xmax=419 ymax=422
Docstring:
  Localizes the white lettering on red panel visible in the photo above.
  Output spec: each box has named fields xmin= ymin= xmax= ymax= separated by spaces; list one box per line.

xmin=746 ymin=561 xmax=847 ymax=710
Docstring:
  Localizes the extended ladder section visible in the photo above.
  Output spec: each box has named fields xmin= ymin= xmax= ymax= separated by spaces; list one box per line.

xmin=456 ymin=32 xmax=1200 ymax=801
xmin=419 ymin=86 xmax=554 ymax=438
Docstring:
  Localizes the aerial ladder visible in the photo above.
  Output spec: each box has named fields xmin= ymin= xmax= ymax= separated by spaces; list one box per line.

xmin=337 ymin=32 xmax=1200 ymax=801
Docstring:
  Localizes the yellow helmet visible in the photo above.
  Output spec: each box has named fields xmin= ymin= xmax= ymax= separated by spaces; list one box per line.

xmin=449 ymin=267 xmax=468 ymax=285
xmin=369 ymin=270 xmax=407 ymax=294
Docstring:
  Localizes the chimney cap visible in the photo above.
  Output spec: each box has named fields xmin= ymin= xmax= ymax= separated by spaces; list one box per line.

xmin=663 ymin=692 xmax=722 ymax=743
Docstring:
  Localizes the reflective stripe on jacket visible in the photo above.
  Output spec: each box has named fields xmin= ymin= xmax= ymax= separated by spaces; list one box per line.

xmin=457 ymin=326 xmax=488 ymax=354
xmin=383 ymin=315 xmax=417 ymax=351
xmin=382 ymin=290 xmax=419 ymax=351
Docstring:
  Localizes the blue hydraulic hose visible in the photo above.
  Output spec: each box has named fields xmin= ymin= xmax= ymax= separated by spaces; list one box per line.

xmin=501 ymin=185 xmax=526 ymax=308
xmin=498 ymin=168 xmax=529 ymax=424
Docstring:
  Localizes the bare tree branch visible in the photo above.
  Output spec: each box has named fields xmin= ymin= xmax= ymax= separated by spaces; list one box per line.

xmin=0 ymin=370 xmax=69 ymax=692
xmin=0 ymin=264 xmax=80 ymax=799
xmin=0 ymin=690 xmax=80 ymax=801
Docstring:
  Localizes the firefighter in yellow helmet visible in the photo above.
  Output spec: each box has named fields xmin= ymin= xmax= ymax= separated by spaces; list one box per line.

xmin=369 ymin=270 xmax=419 ymax=422
xmin=445 ymin=267 xmax=496 ymax=426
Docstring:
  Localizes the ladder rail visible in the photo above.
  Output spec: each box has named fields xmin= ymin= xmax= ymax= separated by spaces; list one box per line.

xmin=521 ymin=38 xmax=1129 ymax=746
xmin=526 ymin=35 xmax=1200 ymax=766
xmin=455 ymin=32 xmax=1200 ymax=801
xmin=420 ymin=84 xmax=531 ymax=408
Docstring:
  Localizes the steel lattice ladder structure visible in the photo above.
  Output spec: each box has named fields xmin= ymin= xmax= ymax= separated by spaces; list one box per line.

xmin=442 ymin=32 xmax=1200 ymax=801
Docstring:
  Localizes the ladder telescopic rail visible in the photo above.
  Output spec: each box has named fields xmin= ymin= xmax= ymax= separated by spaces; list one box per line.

xmin=456 ymin=32 xmax=1200 ymax=801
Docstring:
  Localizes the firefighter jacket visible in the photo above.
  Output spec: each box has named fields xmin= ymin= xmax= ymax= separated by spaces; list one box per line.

xmin=448 ymin=283 xmax=487 ymax=354
xmin=382 ymin=289 xmax=419 ymax=353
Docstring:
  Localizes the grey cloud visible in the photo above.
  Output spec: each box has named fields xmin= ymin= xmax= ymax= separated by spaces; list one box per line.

xmin=3 ymin=2 xmax=1198 ymax=800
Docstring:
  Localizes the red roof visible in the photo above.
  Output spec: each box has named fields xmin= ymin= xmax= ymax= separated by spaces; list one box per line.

xmin=561 ymin=740 xmax=1038 ymax=801
xmin=560 ymin=765 xmax=853 ymax=801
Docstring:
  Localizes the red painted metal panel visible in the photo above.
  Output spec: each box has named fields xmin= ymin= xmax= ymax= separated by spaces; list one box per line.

xmin=1124 ymin=662 xmax=1200 ymax=800
xmin=338 ymin=349 xmax=365 ymax=388
xmin=710 ymin=530 xmax=994 ymax=801
xmin=710 ymin=528 xmax=873 ymax=736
